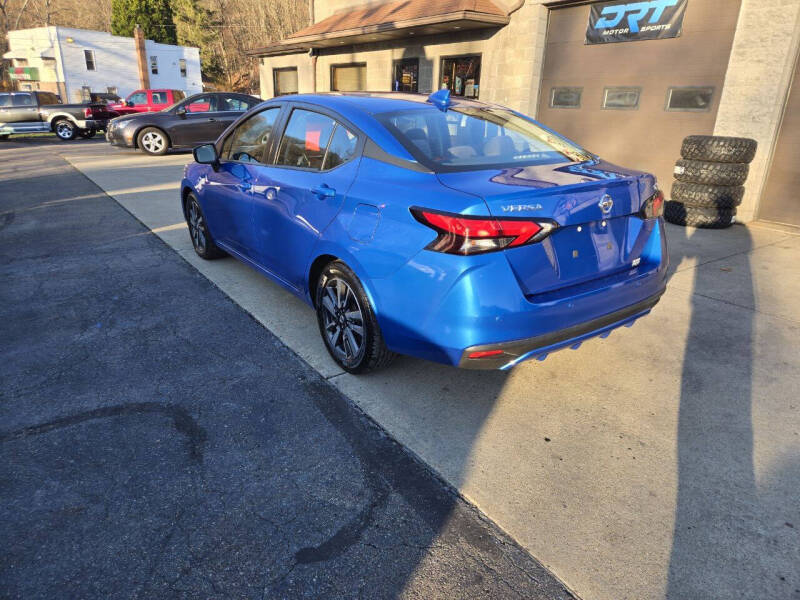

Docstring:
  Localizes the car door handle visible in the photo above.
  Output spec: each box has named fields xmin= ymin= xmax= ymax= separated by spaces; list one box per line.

xmin=312 ymin=184 xmax=335 ymax=199
xmin=207 ymin=118 xmax=217 ymax=122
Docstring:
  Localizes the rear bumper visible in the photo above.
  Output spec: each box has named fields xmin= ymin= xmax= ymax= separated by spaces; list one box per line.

xmin=458 ymin=292 xmax=663 ymax=369
xmin=369 ymin=218 xmax=668 ymax=368
xmin=78 ymin=118 xmax=108 ymax=131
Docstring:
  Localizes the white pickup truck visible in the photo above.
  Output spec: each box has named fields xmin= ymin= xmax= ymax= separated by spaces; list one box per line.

xmin=0 ymin=91 xmax=113 ymax=140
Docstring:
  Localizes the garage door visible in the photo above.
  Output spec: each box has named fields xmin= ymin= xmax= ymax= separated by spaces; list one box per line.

xmin=759 ymin=51 xmax=800 ymax=227
xmin=537 ymin=0 xmax=741 ymax=192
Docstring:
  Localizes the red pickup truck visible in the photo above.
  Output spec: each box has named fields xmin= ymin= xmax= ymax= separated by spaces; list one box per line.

xmin=109 ymin=89 xmax=186 ymax=116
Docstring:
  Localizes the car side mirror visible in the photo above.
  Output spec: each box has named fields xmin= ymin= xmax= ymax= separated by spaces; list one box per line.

xmin=126 ymin=100 xmax=134 ymax=107
xmin=193 ymin=143 xmax=219 ymax=168
xmin=176 ymin=106 xmax=187 ymax=118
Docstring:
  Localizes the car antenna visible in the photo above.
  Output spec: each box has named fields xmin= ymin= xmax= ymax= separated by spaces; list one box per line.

xmin=427 ymin=89 xmax=451 ymax=112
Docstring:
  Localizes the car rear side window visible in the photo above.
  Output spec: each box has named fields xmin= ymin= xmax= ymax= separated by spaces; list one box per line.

xmin=221 ymin=107 xmax=280 ymax=164
xmin=219 ymin=96 xmax=252 ymax=112
xmin=323 ymin=124 xmax=358 ymax=170
xmin=0 ymin=94 xmax=12 ymax=107
xmin=11 ymin=93 xmax=34 ymax=107
xmin=276 ymin=109 xmax=337 ymax=170
xmin=151 ymin=91 xmax=168 ymax=105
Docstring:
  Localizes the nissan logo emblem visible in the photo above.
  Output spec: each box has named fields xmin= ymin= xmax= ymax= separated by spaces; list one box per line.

xmin=599 ymin=195 xmax=614 ymax=214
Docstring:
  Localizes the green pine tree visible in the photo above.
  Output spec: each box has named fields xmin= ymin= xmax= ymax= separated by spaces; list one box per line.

xmin=111 ymin=0 xmax=178 ymax=45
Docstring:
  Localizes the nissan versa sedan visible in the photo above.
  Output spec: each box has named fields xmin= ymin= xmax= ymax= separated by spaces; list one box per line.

xmin=180 ymin=91 xmax=668 ymax=373
xmin=107 ymin=92 xmax=260 ymax=155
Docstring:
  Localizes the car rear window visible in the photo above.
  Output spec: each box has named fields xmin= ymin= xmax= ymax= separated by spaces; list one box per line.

xmin=375 ymin=106 xmax=593 ymax=172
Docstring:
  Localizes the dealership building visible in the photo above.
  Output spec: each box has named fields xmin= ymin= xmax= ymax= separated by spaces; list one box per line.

xmin=250 ymin=0 xmax=800 ymax=227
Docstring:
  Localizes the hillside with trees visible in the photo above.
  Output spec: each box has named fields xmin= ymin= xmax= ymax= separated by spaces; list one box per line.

xmin=1 ymin=0 xmax=308 ymax=92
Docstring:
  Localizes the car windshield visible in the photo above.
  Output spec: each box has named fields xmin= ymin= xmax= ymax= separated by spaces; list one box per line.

xmin=376 ymin=106 xmax=593 ymax=171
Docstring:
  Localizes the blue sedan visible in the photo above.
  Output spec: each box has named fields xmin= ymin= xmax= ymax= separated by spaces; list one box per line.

xmin=181 ymin=91 xmax=667 ymax=373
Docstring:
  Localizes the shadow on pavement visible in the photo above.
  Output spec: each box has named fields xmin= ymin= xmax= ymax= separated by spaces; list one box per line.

xmin=666 ymin=224 xmax=800 ymax=599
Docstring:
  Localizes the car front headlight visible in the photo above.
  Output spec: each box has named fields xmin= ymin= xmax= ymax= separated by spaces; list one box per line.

xmin=113 ymin=119 xmax=131 ymax=130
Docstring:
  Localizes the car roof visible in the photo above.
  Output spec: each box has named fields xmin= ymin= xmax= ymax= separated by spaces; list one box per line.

xmin=252 ymin=92 xmax=497 ymax=163
xmin=280 ymin=91 xmax=489 ymax=115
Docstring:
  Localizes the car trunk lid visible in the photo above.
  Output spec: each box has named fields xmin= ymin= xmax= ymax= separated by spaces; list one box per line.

xmin=437 ymin=160 xmax=659 ymax=297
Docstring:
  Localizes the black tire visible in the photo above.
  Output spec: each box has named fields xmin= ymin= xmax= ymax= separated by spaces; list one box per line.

xmin=79 ymin=129 xmax=97 ymax=139
xmin=671 ymin=182 xmax=745 ymax=209
xmin=184 ymin=193 xmax=226 ymax=259
xmin=664 ymin=200 xmax=736 ymax=229
xmin=673 ymin=159 xmax=749 ymax=186
xmin=680 ymin=135 xmax=757 ymax=164
xmin=137 ymin=127 xmax=169 ymax=156
xmin=53 ymin=118 xmax=77 ymax=141
xmin=316 ymin=261 xmax=396 ymax=374
xmin=0 ymin=134 xmax=9 ymax=140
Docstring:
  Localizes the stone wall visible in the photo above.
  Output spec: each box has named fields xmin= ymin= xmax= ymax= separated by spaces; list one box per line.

xmin=713 ymin=0 xmax=800 ymax=222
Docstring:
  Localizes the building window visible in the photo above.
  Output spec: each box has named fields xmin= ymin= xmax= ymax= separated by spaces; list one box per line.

xmin=550 ymin=87 xmax=582 ymax=109
xmin=84 ymin=50 xmax=95 ymax=71
xmin=666 ymin=86 xmax=714 ymax=112
xmin=273 ymin=67 xmax=299 ymax=96
xmin=393 ymin=58 xmax=419 ymax=93
xmin=331 ymin=63 xmax=367 ymax=92
xmin=179 ymin=59 xmax=187 ymax=77
xmin=602 ymin=87 xmax=641 ymax=110
xmin=150 ymin=56 xmax=158 ymax=75
xmin=107 ymin=86 xmax=117 ymax=95
xmin=440 ymin=55 xmax=481 ymax=99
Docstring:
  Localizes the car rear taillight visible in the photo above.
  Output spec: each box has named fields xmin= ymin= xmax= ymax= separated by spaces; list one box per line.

xmin=639 ymin=189 xmax=664 ymax=219
xmin=411 ymin=208 xmax=557 ymax=255
xmin=83 ymin=107 xmax=93 ymax=118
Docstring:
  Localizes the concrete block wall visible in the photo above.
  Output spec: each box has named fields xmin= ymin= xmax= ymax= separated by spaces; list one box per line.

xmin=713 ymin=0 xmax=800 ymax=222
xmin=258 ymin=1 xmax=549 ymax=115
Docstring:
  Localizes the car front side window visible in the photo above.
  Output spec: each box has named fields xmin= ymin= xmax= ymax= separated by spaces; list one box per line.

xmin=186 ymin=95 xmax=215 ymax=113
xmin=221 ymin=107 xmax=281 ymax=164
xmin=129 ymin=92 xmax=147 ymax=105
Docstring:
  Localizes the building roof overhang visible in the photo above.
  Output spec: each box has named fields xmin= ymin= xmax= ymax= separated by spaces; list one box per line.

xmin=247 ymin=0 xmax=509 ymax=58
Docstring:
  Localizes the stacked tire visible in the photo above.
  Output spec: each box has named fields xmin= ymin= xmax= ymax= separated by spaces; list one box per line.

xmin=666 ymin=135 xmax=757 ymax=228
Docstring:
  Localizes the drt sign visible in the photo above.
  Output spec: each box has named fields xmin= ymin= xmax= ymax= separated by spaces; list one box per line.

xmin=585 ymin=0 xmax=688 ymax=44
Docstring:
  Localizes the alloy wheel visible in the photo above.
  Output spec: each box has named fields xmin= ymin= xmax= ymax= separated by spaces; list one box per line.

xmin=141 ymin=131 xmax=165 ymax=154
xmin=320 ymin=278 xmax=365 ymax=362
xmin=55 ymin=121 xmax=74 ymax=139
xmin=188 ymin=200 xmax=206 ymax=252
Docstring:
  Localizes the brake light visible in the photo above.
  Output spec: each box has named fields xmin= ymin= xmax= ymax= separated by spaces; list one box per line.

xmin=639 ymin=189 xmax=664 ymax=219
xmin=83 ymin=107 xmax=93 ymax=118
xmin=411 ymin=208 xmax=556 ymax=255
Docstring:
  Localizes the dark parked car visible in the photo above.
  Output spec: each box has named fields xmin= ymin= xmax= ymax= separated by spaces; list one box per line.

xmin=0 ymin=91 xmax=112 ymax=140
xmin=106 ymin=92 xmax=260 ymax=155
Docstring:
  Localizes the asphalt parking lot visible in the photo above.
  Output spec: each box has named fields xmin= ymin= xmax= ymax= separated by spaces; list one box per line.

xmin=3 ymin=136 xmax=800 ymax=600
xmin=0 ymin=139 xmax=574 ymax=599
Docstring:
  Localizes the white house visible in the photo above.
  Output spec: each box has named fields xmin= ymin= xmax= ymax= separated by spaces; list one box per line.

xmin=4 ymin=26 xmax=202 ymax=102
